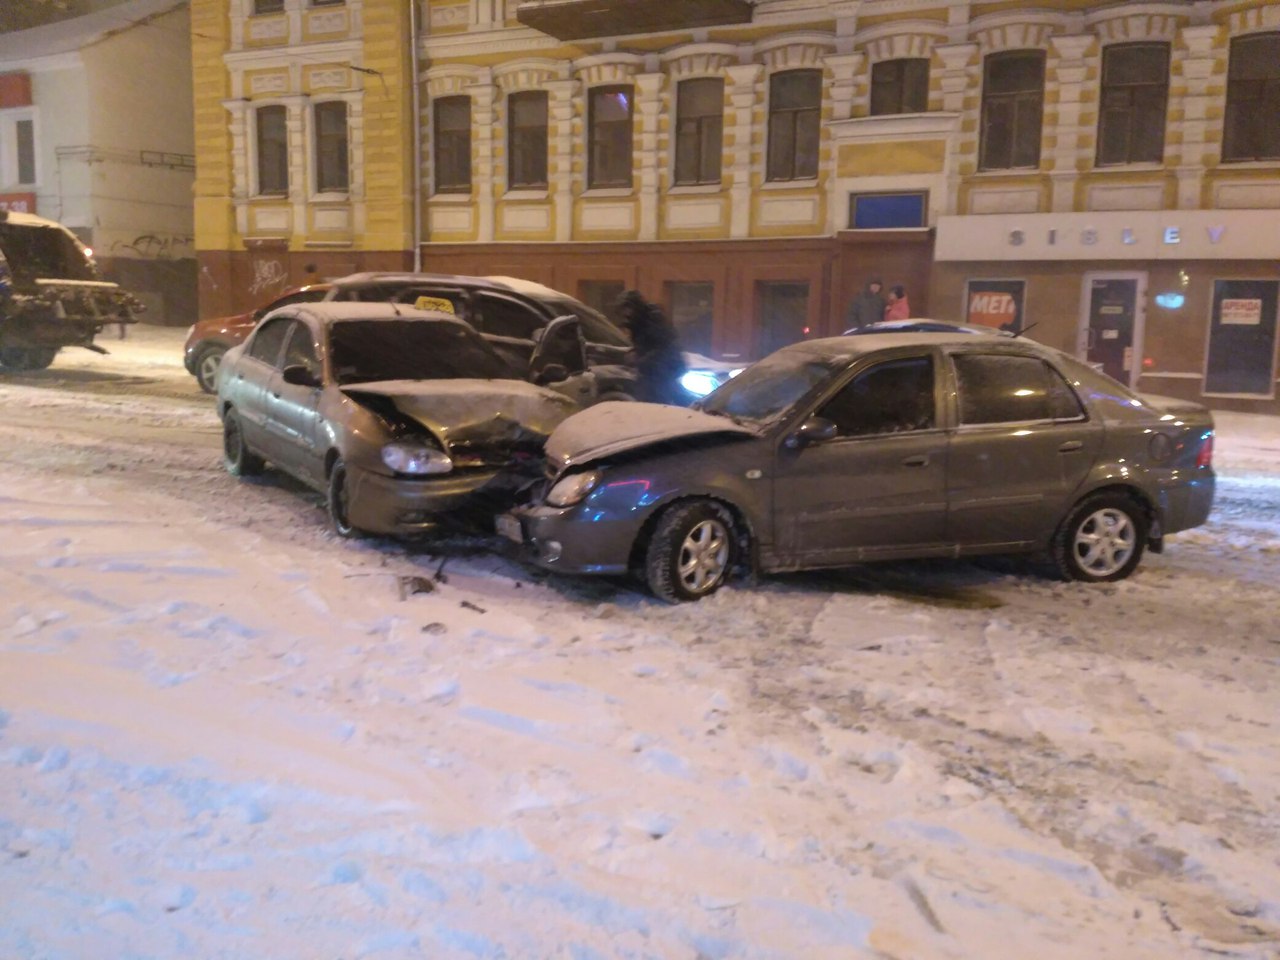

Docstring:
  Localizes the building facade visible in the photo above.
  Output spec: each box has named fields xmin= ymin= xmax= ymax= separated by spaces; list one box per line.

xmin=192 ymin=0 xmax=1280 ymax=409
xmin=0 ymin=0 xmax=197 ymax=323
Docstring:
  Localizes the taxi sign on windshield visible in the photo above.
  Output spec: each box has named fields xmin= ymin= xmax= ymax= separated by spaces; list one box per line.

xmin=414 ymin=296 xmax=455 ymax=314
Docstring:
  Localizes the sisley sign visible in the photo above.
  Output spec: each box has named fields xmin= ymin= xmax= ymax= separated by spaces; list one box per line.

xmin=936 ymin=211 xmax=1280 ymax=262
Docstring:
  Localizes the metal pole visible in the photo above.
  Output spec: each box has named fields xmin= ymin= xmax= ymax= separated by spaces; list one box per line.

xmin=409 ymin=0 xmax=423 ymax=272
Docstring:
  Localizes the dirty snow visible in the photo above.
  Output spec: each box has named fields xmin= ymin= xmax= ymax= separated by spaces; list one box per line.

xmin=1 ymin=327 xmax=1278 ymax=960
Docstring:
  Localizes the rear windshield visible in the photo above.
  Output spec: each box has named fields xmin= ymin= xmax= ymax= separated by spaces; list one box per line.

xmin=0 ymin=223 xmax=95 ymax=285
xmin=329 ymin=319 xmax=515 ymax=385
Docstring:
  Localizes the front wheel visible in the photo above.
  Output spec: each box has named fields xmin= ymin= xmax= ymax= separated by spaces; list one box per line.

xmin=195 ymin=345 xmax=226 ymax=394
xmin=1052 ymin=493 xmax=1147 ymax=582
xmin=222 ymin=408 xmax=265 ymax=477
xmin=644 ymin=500 xmax=737 ymax=602
xmin=327 ymin=458 xmax=361 ymax=538
xmin=0 ymin=347 xmax=57 ymax=370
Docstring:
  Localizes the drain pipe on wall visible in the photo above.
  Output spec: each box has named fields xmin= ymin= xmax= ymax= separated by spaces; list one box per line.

xmin=409 ymin=0 xmax=423 ymax=272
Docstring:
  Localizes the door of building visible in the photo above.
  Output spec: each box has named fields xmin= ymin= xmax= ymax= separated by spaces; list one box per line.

xmin=1078 ymin=272 xmax=1146 ymax=388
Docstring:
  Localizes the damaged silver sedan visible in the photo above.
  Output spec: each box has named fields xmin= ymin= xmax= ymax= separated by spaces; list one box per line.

xmin=506 ymin=333 xmax=1216 ymax=602
xmin=217 ymin=302 xmax=583 ymax=536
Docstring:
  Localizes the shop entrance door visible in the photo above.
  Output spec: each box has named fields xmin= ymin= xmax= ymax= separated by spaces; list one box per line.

xmin=1078 ymin=272 xmax=1146 ymax=388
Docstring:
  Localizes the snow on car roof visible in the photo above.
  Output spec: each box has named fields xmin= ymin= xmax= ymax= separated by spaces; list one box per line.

xmin=282 ymin=302 xmax=466 ymax=325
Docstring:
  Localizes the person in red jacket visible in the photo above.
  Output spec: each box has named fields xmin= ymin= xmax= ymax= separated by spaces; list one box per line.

xmin=884 ymin=285 xmax=910 ymax=321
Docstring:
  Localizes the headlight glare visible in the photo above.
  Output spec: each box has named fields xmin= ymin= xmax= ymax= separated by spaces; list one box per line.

xmin=680 ymin=370 xmax=723 ymax=398
xmin=381 ymin=441 xmax=453 ymax=475
xmin=546 ymin=469 xmax=602 ymax=507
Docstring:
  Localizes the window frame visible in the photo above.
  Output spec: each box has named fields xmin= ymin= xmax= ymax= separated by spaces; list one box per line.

xmin=312 ymin=100 xmax=349 ymax=195
xmin=673 ymin=77 xmax=725 ymax=187
xmin=507 ymin=90 xmax=549 ymax=191
xmin=817 ymin=354 xmax=938 ymax=439
xmin=1222 ymin=31 xmax=1280 ymax=163
xmin=247 ymin=315 xmax=296 ymax=367
xmin=433 ymin=95 xmax=473 ymax=195
xmin=766 ymin=69 xmax=822 ymax=183
xmin=252 ymin=0 xmax=284 ymax=14
xmin=951 ymin=352 xmax=1088 ymax=427
xmin=254 ymin=103 xmax=289 ymax=197
xmin=869 ymin=57 xmax=931 ymax=117
xmin=978 ymin=50 xmax=1046 ymax=172
xmin=587 ymin=84 xmax=635 ymax=190
xmin=1095 ymin=42 xmax=1170 ymax=167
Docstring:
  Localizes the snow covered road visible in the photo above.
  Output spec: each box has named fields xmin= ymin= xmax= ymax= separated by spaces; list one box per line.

xmin=1 ymin=329 xmax=1278 ymax=960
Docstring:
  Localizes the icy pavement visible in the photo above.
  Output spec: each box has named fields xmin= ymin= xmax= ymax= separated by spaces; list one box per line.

xmin=0 ymin=329 xmax=1278 ymax=959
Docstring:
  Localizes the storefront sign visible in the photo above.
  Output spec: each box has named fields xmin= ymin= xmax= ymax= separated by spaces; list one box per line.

xmin=965 ymin=278 xmax=1025 ymax=332
xmin=936 ymin=211 xmax=1280 ymax=262
xmin=1220 ymin=298 xmax=1263 ymax=326
xmin=0 ymin=192 xmax=35 ymax=214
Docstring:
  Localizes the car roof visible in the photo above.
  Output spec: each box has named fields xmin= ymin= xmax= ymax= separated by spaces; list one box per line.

xmin=327 ymin=271 xmax=561 ymax=298
xmin=781 ymin=332 xmax=1050 ymax=362
xmin=277 ymin=302 xmax=469 ymax=326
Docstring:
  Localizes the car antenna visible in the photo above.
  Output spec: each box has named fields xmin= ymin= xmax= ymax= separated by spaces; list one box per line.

xmin=390 ymin=301 xmax=403 ymax=316
xmin=1013 ymin=321 xmax=1038 ymax=338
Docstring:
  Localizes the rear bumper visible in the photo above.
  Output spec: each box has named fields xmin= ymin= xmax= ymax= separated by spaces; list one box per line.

xmin=345 ymin=462 xmax=525 ymax=535
xmin=1157 ymin=471 xmax=1215 ymax=536
xmin=507 ymin=502 xmax=639 ymax=575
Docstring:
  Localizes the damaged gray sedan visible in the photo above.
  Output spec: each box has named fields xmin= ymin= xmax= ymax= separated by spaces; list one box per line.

xmin=217 ymin=302 xmax=584 ymax=536
xmin=505 ymin=333 xmax=1216 ymax=601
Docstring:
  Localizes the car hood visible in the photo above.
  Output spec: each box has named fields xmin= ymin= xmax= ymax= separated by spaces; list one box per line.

xmin=545 ymin=401 xmax=758 ymax=470
xmin=340 ymin=379 xmax=580 ymax=452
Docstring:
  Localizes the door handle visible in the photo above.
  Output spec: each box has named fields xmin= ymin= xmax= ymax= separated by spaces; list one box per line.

xmin=1059 ymin=440 xmax=1083 ymax=453
xmin=902 ymin=454 xmax=929 ymax=467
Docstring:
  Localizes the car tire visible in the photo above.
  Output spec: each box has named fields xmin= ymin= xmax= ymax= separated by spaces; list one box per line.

xmin=0 ymin=347 xmax=57 ymax=370
xmin=644 ymin=499 xmax=737 ymax=603
xmin=1052 ymin=492 xmax=1147 ymax=583
xmin=327 ymin=457 xmax=361 ymax=539
xmin=195 ymin=345 xmax=226 ymax=394
xmin=222 ymin=408 xmax=265 ymax=478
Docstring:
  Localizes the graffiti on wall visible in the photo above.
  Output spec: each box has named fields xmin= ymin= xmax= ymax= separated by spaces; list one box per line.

xmin=110 ymin=234 xmax=196 ymax=261
xmin=249 ymin=258 xmax=288 ymax=296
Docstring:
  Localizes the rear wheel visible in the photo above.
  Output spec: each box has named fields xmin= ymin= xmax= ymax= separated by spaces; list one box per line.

xmin=1052 ymin=493 xmax=1147 ymax=582
xmin=327 ymin=457 xmax=361 ymax=538
xmin=644 ymin=500 xmax=737 ymax=602
xmin=0 ymin=347 xmax=57 ymax=370
xmin=222 ymin=408 xmax=264 ymax=477
xmin=194 ymin=345 xmax=226 ymax=394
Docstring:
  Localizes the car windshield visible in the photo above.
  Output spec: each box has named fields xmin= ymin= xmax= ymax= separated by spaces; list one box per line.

xmin=697 ymin=351 xmax=839 ymax=424
xmin=542 ymin=297 xmax=630 ymax=348
xmin=329 ymin=319 xmax=515 ymax=385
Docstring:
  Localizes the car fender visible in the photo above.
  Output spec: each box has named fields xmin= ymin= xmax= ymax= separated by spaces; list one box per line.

xmin=1059 ymin=460 xmax=1160 ymax=529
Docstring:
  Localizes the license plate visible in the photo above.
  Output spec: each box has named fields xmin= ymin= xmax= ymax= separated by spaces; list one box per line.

xmin=495 ymin=512 xmax=523 ymax=544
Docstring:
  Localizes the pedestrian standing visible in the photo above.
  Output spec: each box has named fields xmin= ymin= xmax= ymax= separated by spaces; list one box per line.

xmin=615 ymin=290 xmax=689 ymax=406
xmin=844 ymin=278 xmax=886 ymax=331
xmin=884 ymin=285 xmax=910 ymax=321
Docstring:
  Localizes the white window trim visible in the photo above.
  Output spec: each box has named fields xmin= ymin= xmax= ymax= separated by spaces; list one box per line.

xmin=308 ymin=95 xmax=355 ymax=200
xmin=250 ymin=100 xmax=291 ymax=198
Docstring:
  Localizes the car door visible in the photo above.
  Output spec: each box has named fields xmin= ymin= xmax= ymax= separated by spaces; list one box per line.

xmin=229 ymin=315 xmax=294 ymax=457
xmin=770 ymin=352 xmax=949 ymax=565
xmin=264 ymin=319 xmax=324 ymax=486
xmin=472 ymin=292 xmax=546 ymax=372
xmin=945 ymin=350 xmax=1101 ymax=549
xmin=528 ymin=315 xmax=597 ymax=405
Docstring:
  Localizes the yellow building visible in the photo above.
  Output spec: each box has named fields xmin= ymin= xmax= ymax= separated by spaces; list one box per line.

xmin=192 ymin=0 xmax=1280 ymax=409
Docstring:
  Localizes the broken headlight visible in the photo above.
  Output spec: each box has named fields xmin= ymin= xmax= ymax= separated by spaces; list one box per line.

xmin=381 ymin=441 xmax=453 ymax=476
xmin=545 ymin=469 xmax=601 ymax=507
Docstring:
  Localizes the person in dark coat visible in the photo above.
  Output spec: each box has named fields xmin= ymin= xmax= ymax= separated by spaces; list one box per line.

xmin=844 ymin=278 xmax=886 ymax=331
xmin=616 ymin=290 xmax=689 ymax=406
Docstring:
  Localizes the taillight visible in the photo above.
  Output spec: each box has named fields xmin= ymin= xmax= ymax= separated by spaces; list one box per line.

xmin=1195 ymin=433 xmax=1214 ymax=469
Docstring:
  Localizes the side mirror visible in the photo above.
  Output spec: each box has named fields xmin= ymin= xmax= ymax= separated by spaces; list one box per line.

xmin=282 ymin=364 xmax=321 ymax=388
xmin=787 ymin=415 xmax=837 ymax=448
xmin=533 ymin=363 xmax=569 ymax=385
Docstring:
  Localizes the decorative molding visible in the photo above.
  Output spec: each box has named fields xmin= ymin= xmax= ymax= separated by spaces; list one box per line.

xmin=306 ymin=8 xmax=348 ymax=34
xmin=251 ymin=206 xmax=291 ymax=231
xmin=1085 ymin=4 xmax=1188 ymax=43
xmin=857 ymin=19 xmax=949 ymax=61
xmin=1086 ymin=182 xmax=1165 ymax=211
xmin=425 ymin=64 xmax=489 ymax=97
xmin=430 ymin=205 xmax=474 ymax=232
xmin=429 ymin=2 xmax=470 ymax=31
xmin=494 ymin=58 xmax=569 ymax=92
xmin=573 ymin=53 xmax=645 ymax=87
xmin=969 ymin=11 xmax=1066 ymax=51
xmin=307 ymin=67 xmax=349 ymax=90
xmin=758 ymin=195 xmax=819 ymax=224
xmin=580 ymin=202 xmax=636 ymax=232
xmin=1214 ymin=181 xmax=1280 ymax=210
xmin=501 ymin=205 xmax=552 ymax=231
xmin=247 ymin=16 xmax=288 ymax=42
xmin=312 ymin=205 xmax=351 ymax=232
xmin=757 ymin=32 xmax=837 ymax=71
xmin=661 ymin=43 xmax=741 ymax=79
xmin=1227 ymin=3 xmax=1280 ymax=35
xmin=969 ymin=186 xmax=1041 ymax=214
xmin=249 ymin=72 xmax=290 ymax=96
xmin=667 ymin=198 xmax=725 ymax=229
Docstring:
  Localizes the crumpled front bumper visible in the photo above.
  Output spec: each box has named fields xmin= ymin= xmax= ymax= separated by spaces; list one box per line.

xmin=345 ymin=461 xmax=530 ymax=535
xmin=504 ymin=502 xmax=641 ymax=575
